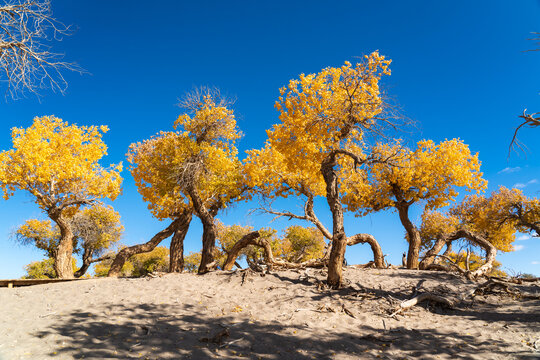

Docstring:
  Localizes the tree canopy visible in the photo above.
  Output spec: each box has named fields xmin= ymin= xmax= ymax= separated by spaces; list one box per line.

xmin=0 ymin=116 xmax=122 ymax=278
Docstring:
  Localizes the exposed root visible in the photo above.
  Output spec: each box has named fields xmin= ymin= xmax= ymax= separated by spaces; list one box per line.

xmin=390 ymin=292 xmax=454 ymax=317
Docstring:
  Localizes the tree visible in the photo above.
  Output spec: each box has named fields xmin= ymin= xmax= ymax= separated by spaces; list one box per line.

xmin=343 ymin=139 xmax=486 ymax=269
xmin=14 ymin=204 xmax=123 ymax=277
xmin=107 ymin=130 xmax=195 ymax=277
xmin=0 ymin=116 xmax=122 ymax=278
xmin=417 ymin=188 xmax=526 ymax=276
xmin=109 ymin=88 xmax=245 ymax=276
xmin=243 ymin=53 xmax=398 ymax=287
xmin=96 ymin=246 xmax=169 ymax=277
xmin=0 ymin=0 xmax=82 ymax=98
xmin=172 ymin=88 xmax=245 ymax=273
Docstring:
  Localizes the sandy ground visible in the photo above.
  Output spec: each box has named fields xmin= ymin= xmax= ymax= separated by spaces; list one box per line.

xmin=0 ymin=267 xmax=539 ymax=360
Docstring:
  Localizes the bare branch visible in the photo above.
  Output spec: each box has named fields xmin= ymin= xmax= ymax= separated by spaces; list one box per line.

xmin=0 ymin=0 xmax=84 ymax=98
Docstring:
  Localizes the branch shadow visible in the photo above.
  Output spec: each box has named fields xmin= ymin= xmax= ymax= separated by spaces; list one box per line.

xmin=31 ymin=301 xmax=537 ymax=359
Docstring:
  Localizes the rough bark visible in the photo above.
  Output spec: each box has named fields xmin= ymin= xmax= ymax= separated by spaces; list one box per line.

xmin=392 ymin=186 xmax=421 ymax=269
xmin=74 ymin=252 xmax=114 ymax=278
xmin=222 ymin=231 xmax=262 ymax=270
xmin=186 ymin=185 xmax=219 ymax=274
xmin=424 ymin=229 xmax=497 ymax=278
xmin=321 ymin=152 xmax=348 ymax=288
xmin=346 ymin=233 xmax=385 ymax=268
xmin=107 ymin=216 xmax=187 ymax=277
xmin=451 ymin=229 xmax=497 ymax=278
xmin=49 ymin=210 xmax=75 ymax=279
xmin=222 ymin=231 xmax=329 ymax=271
xmin=169 ymin=213 xmax=192 ymax=273
xmin=419 ymin=237 xmax=448 ymax=270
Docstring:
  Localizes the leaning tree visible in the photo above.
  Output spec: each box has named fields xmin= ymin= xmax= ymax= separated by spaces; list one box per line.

xmin=0 ymin=116 xmax=122 ymax=278
xmin=107 ymin=131 xmax=195 ymax=277
xmin=342 ymin=139 xmax=487 ymax=269
xmin=259 ymin=52 xmax=400 ymax=287
xmin=417 ymin=187 xmax=525 ymax=277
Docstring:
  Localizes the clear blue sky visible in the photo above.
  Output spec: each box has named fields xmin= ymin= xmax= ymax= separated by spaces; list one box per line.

xmin=1 ymin=0 xmax=539 ymax=278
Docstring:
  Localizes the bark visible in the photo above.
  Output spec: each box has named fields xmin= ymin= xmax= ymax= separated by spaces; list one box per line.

xmin=442 ymin=242 xmax=452 ymax=257
xmin=321 ymin=152 xmax=348 ymax=288
xmin=419 ymin=237 xmax=448 ymax=270
xmin=169 ymin=212 xmax=192 ymax=273
xmin=222 ymin=231 xmax=262 ymax=270
xmin=451 ymin=229 xmax=497 ymax=278
xmin=424 ymin=229 xmax=497 ymax=279
xmin=49 ymin=210 xmax=75 ymax=279
xmin=187 ymin=186 xmax=218 ymax=274
xmin=107 ymin=215 xmax=188 ymax=277
xmin=393 ymin=191 xmax=421 ymax=269
xmin=222 ymin=231 xmax=329 ymax=271
xmin=198 ymin=219 xmax=218 ymax=273
xmin=346 ymin=233 xmax=385 ymax=268
xmin=74 ymin=252 xmax=114 ymax=278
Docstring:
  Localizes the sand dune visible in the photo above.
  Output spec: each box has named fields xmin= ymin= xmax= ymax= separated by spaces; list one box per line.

xmin=1 ymin=268 xmax=539 ymax=359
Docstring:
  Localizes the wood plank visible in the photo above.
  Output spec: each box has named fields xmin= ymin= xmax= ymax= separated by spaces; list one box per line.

xmin=0 ymin=278 xmax=84 ymax=288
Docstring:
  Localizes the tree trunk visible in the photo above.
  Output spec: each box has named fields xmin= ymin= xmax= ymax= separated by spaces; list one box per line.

xmin=321 ymin=153 xmax=347 ymax=288
xmin=419 ymin=237 xmax=448 ymax=270
xmin=169 ymin=213 xmax=192 ymax=273
xmin=395 ymin=202 xmax=421 ymax=269
xmin=223 ymin=230 xmax=329 ymax=270
xmin=223 ymin=231 xmax=261 ymax=270
xmin=187 ymin=186 xmax=219 ymax=274
xmin=107 ymin=216 xmax=187 ymax=277
xmin=198 ymin=219 xmax=217 ymax=274
xmin=50 ymin=212 xmax=75 ymax=279
xmin=452 ymin=229 xmax=497 ymax=278
xmin=347 ymin=233 xmax=385 ymax=268
xmin=75 ymin=253 xmax=115 ymax=278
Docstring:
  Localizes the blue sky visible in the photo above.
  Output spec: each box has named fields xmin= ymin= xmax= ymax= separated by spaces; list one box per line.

xmin=1 ymin=0 xmax=540 ymax=278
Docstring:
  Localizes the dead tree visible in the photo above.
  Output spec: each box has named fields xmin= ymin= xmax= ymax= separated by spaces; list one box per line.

xmin=0 ymin=0 xmax=82 ymax=98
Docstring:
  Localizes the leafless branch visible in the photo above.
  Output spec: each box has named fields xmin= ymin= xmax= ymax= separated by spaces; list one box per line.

xmin=508 ymin=110 xmax=540 ymax=157
xmin=0 ymin=0 xmax=84 ymax=98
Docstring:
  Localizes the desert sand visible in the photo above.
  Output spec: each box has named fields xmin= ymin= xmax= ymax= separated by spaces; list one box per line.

xmin=0 ymin=267 xmax=539 ymax=359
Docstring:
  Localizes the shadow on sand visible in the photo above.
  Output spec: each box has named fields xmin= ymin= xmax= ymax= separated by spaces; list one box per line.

xmin=33 ymin=297 xmax=538 ymax=359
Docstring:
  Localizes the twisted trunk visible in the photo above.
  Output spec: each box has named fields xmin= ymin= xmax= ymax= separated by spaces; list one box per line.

xmin=169 ymin=212 xmax=192 ymax=273
xmin=347 ymin=233 xmax=385 ymax=268
xmin=75 ymin=252 xmax=115 ymax=278
xmin=198 ymin=218 xmax=217 ymax=273
xmin=321 ymin=153 xmax=347 ymax=288
xmin=186 ymin=185 xmax=219 ymax=274
xmin=49 ymin=210 xmax=75 ymax=279
xmin=396 ymin=200 xmax=422 ymax=269
xmin=107 ymin=215 xmax=189 ymax=277
xmin=452 ymin=229 xmax=497 ymax=278
xmin=223 ymin=231 xmax=329 ymax=270
xmin=419 ymin=237 xmax=448 ymax=270
xmin=222 ymin=231 xmax=262 ymax=270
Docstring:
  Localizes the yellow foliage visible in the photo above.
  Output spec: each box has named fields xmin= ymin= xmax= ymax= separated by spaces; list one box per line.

xmin=184 ymin=251 xmax=202 ymax=273
xmin=420 ymin=187 xmax=532 ymax=254
xmin=71 ymin=204 xmax=124 ymax=255
xmin=15 ymin=219 xmax=60 ymax=257
xmin=280 ymin=225 xmax=326 ymax=262
xmin=0 ymin=116 xmax=122 ymax=212
xmin=22 ymin=257 xmax=78 ymax=279
xmin=245 ymin=52 xmax=391 ymax=201
xmin=343 ymin=139 xmax=487 ymax=214
xmin=128 ymin=94 xmax=245 ymax=219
